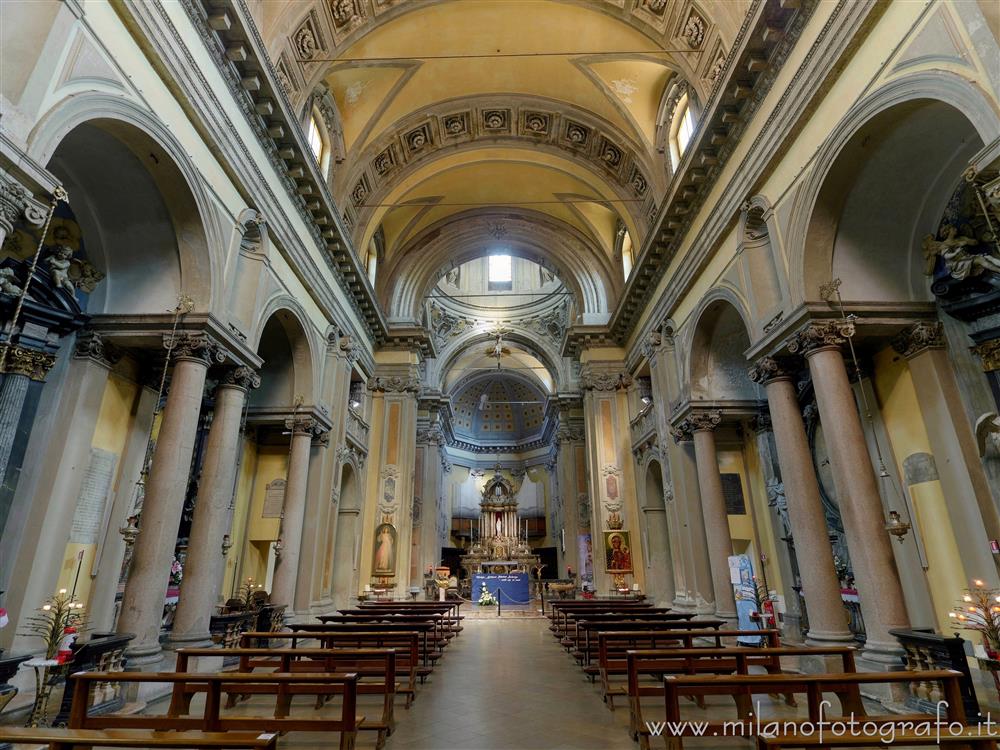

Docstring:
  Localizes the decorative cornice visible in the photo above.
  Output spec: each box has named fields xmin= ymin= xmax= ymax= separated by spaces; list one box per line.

xmin=786 ymin=320 xmax=855 ymax=356
xmin=891 ymin=322 xmax=945 ymax=359
xmin=747 ymin=355 xmax=797 ymax=385
xmin=3 ymin=345 xmax=56 ymax=380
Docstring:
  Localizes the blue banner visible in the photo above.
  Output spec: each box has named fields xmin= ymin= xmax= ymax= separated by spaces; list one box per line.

xmin=472 ymin=573 xmax=530 ymax=605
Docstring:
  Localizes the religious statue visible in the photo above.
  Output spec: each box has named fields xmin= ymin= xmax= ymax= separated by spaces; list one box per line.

xmin=372 ymin=523 xmax=396 ymax=575
xmin=445 ymin=266 xmax=460 ymax=286
xmin=923 ymin=223 xmax=1000 ymax=280
xmin=46 ymin=245 xmax=76 ymax=295
xmin=0 ymin=268 xmax=22 ymax=297
xmin=604 ymin=531 xmax=633 ymax=573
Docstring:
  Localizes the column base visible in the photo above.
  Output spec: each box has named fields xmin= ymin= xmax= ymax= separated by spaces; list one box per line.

xmin=165 ymin=630 xmax=215 ymax=650
xmin=856 ymin=639 xmax=909 ymax=709
xmin=121 ymin=644 xmax=169 ymax=703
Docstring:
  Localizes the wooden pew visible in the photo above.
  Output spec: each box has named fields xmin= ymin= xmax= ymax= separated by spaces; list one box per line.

xmin=558 ymin=611 xmax=697 ymax=651
xmin=658 ymin=669 xmax=967 ymax=750
xmin=354 ymin=602 xmax=463 ymax=635
xmin=626 ymin=646 xmax=856 ymax=750
xmin=575 ymin=620 xmax=728 ymax=667
xmin=241 ymin=630 xmax=421 ymax=706
xmin=287 ymin=622 xmax=442 ymax=671
xmin=65 ymin=671 xmax=362 ymax=750
xmin=548 ymin=601 xmax=653 ymax=638
xmin=0 ymin=727 xmax=278 ymax=749
xmin=757 ymin=728 xmax=999 ymax=749
xmin=320 ymin=613 xmax=450 ymax=645
xmin=339 ymin=607 xmax=462 ymax=639
xmin=593 ymin=628 xmax=773 ymax=703
xmin=173 ymin=647 xmax=397 ymax=750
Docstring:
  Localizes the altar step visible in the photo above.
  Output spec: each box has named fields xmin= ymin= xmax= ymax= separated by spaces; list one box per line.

xmin=463 ymin=603 xmax=547 ymax=619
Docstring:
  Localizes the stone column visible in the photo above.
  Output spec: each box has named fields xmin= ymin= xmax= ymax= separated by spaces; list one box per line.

xmin=170 ymin=366 xmax=259 ymax=646
xmin=789 ymin=321 xmax=909 ymax=663
xmin=676 ymin=411 xmax=736 ymax=620
xmin=0 ymin=347 xmax=55 ymax=481
xmin=270 ymin=416 xmax=322 ymax=610
xmin=749 ymin=357 xmax=853 ymax=646
xmin=117 ymin=333 xmax=223 ymax=667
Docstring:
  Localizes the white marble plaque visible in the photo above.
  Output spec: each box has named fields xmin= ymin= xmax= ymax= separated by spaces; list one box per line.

xmin=69 ymin=448 xmax=118 ymax=544
xmin=262 ymin=479 xmax=286 ymax=518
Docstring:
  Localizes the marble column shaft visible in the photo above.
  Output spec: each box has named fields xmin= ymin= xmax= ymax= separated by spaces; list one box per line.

xmin=687 ymin=415 xmax=737 ymax=620
xmin=118 ymin=336 xmax=220 ymax=664
xmin=753 ymin=361 xmax=853 ymax=645
xmin=795 ymin=326 xmax=909 ymax=660
xmin=0 ymin=347 xmax=55 ymax=481
xmin=171 ymin=369 xmax=257 ymax=644
xmin=270 ymin=420 xmax=315 ymax=609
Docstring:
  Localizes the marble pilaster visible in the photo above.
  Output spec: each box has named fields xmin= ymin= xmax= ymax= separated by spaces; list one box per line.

xmin=0 ymin=346 xmax=56 ymax=481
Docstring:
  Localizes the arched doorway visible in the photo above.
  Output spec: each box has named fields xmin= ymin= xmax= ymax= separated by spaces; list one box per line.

xmin=641 ymin=459 xmax=674 ymax=606
xmin=332 ymin=463 xmax=362 ymax=609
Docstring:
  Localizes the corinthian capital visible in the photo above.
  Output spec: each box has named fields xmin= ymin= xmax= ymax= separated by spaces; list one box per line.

xmin=285 ymin=414 xmax=327 ymax=440
xmin=670 ymin=409 xmax=721 ymax=442
xmin=3 ymin=345 xmax=56 ymax=380
xmin=221 ymin=365 xmax=261 ymax=391
xmin=164 ymin=332 xmax=226 ymax=365
xmin=747 ymin=356 xmax=797 ymax=385
xmin=787 ymin=320 xmax=855 ymax=356
xmin=891 ymin=322 xmax=945 ymax=359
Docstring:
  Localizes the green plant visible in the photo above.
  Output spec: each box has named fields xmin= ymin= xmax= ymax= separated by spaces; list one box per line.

xmin=19 ymin=589 xmax=86 ymax=661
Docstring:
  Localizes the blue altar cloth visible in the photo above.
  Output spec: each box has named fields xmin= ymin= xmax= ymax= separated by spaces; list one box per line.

xmin=473 ymin=573 xmax=530 ymax=604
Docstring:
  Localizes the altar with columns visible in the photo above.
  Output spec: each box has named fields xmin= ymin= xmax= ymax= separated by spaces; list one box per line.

xmin=460 ymin=467 xmax=539 ymax=579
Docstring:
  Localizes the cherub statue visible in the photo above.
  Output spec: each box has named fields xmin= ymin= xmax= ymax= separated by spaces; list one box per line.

xmin=46 ymin=245 xmax=76 ymax=294
xmin=0 ymin=268 xmax=22 ymax=297
xmin=923 ymin=223 xmax=1000 ymax=280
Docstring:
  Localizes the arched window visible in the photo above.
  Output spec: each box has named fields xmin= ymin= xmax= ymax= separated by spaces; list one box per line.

xmin=621 ymin=230 xmax=634 ymax=279
xmin=364 ymin=238 xmax=378 ymax=284
xmin=306 ymin=108 xmax=327 ymax=167
xmin=669 ymin=95 xmax=696 ymax=170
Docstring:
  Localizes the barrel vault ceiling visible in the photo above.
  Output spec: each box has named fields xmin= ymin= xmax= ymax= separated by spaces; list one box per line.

xmin=250 ymin=0 xmax=752 ymax=316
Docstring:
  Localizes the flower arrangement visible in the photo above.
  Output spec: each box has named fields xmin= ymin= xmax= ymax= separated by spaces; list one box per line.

xmin=478 ymin=589 xmax=497 ymax=607
xmin=169 ymin=557 xmax=183 ymax=586
xmin=948 ymin=578 xmax=1000 ymax=659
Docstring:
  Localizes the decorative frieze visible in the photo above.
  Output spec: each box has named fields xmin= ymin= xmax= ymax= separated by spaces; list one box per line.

xmin=580 ymin=371 xmax=633 ymax=391
xmin=891 ymin=322 xmax=945 ymax=359
xmin=368 ymin=375 xmax=421 ymax=393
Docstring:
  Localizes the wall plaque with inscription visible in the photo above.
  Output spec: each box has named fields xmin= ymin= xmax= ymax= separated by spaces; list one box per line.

xmin=70 ymin=448 xmax=119 ymax=545
xmin=262 ymin=479 xmax=286 ymax=518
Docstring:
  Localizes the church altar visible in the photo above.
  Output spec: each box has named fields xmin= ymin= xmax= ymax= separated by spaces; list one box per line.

xmin=460 ymin=467 xmax=540 ymax=582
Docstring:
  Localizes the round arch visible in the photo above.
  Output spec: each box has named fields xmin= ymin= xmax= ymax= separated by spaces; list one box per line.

xmin=251 ymin=297 xmax=318 ymax=407
xmin=380 ymin=209 xmax=620 ymax=324
xmin=27 ymin=94 xmax=222 ymax=313
xmin=433 ymin=328 xmax=563 ymax=395
xmin=786 ymin=72 xmax=1000 ymax=304
xmin=686 ymin=290 xmax=755 ymax=402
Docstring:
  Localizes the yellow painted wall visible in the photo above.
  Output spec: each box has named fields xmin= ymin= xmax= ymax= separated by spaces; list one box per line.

xmin=56 ymin=372 xmax=141 ymax=607
xmin=224 ymin=438 xmax=258 ymax=600
xmin=236 ymin=446 xmax=287 ymax=585
xmin=871 ymin=347 xmax=967 ymax=632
